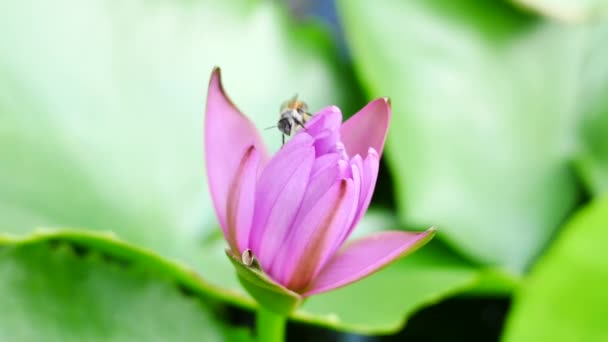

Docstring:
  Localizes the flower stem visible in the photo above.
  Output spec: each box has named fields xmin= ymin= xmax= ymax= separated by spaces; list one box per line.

xmin=256 ymin=307 xmax=286 ymax=342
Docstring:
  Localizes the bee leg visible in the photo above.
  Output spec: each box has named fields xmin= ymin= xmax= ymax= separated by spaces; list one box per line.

xmin=282 ymin=134 xmax=285 ymax=145
xmin=295 ymin=119 xmax=308 ymax=132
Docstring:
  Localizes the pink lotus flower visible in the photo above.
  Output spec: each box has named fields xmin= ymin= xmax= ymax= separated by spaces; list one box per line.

xmin=205 ymin=68 xmax=434 ymax=306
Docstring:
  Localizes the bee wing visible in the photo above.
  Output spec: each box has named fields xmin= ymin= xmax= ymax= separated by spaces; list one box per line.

xmin=280 ymin=94 xmax=300 ymax=112
xmin=279 ymin=100 xmax=290 ymax=112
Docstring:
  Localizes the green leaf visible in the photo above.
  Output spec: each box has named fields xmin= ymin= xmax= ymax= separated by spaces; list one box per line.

xmin=511 ymin=0 xmax=608 ymax=23
xmin=0 ymin=212 xmax=519 ymax=335
xmin=0 ymin=229 xmax=255 ymax=309
xmin=299 ymin=241 xmax=486 ymax=334
xmin=503 ymin=196 xmax=608 ymax=342
xmin=338 ymin=0 xmax=583 ymax=271
xmin=0 ymin=240 xmax=244 ymax=342
xmin=575 ymin=24 xmax=608 ymax=195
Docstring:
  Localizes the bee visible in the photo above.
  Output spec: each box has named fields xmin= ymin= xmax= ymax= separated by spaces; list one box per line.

xmin=276 ymin=94 xmax=313 ymax=145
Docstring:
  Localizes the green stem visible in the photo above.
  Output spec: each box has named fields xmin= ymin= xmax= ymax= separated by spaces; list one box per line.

xmin=256 ymin=307 xmax=286 ymax=342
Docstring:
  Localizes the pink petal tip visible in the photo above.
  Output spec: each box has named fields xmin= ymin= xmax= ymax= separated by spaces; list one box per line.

xmin=340 ymin=97 xmax=391 ymax=158
xmin=303 ymin=227 xmax=436 ymax=296
xmin=205 ymin=67 xmax=267 ymax=240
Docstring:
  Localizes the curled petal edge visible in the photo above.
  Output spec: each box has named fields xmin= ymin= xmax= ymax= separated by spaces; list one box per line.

xmin=225 ymin=145 xmax=260 ymax=254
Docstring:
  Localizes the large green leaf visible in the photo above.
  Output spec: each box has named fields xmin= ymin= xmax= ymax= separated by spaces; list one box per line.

xmin=0 ymin=211 xmax=519 ymax=335
xmin=503 ymin=196 xmax=608 ymax=341
xmin=0 ymin=240 xmax=246 ymax=342
xmin=511 ymin=0 xmax=608 ymax=23
xmin=299 ymin=240 xmax=513 ymax=334
xmin=575 ymin=24 xmax=608 ymax=195
xmin=338 ymin=0 xmax=584 ymax=271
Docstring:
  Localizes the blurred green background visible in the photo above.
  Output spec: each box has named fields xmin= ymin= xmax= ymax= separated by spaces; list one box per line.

xmin=1 ymin=0 xmax=608 ymax=341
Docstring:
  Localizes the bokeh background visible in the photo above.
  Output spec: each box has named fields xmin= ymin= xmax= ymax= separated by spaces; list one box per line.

xmin=1 ymin=0 xmax=608 ymax=341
